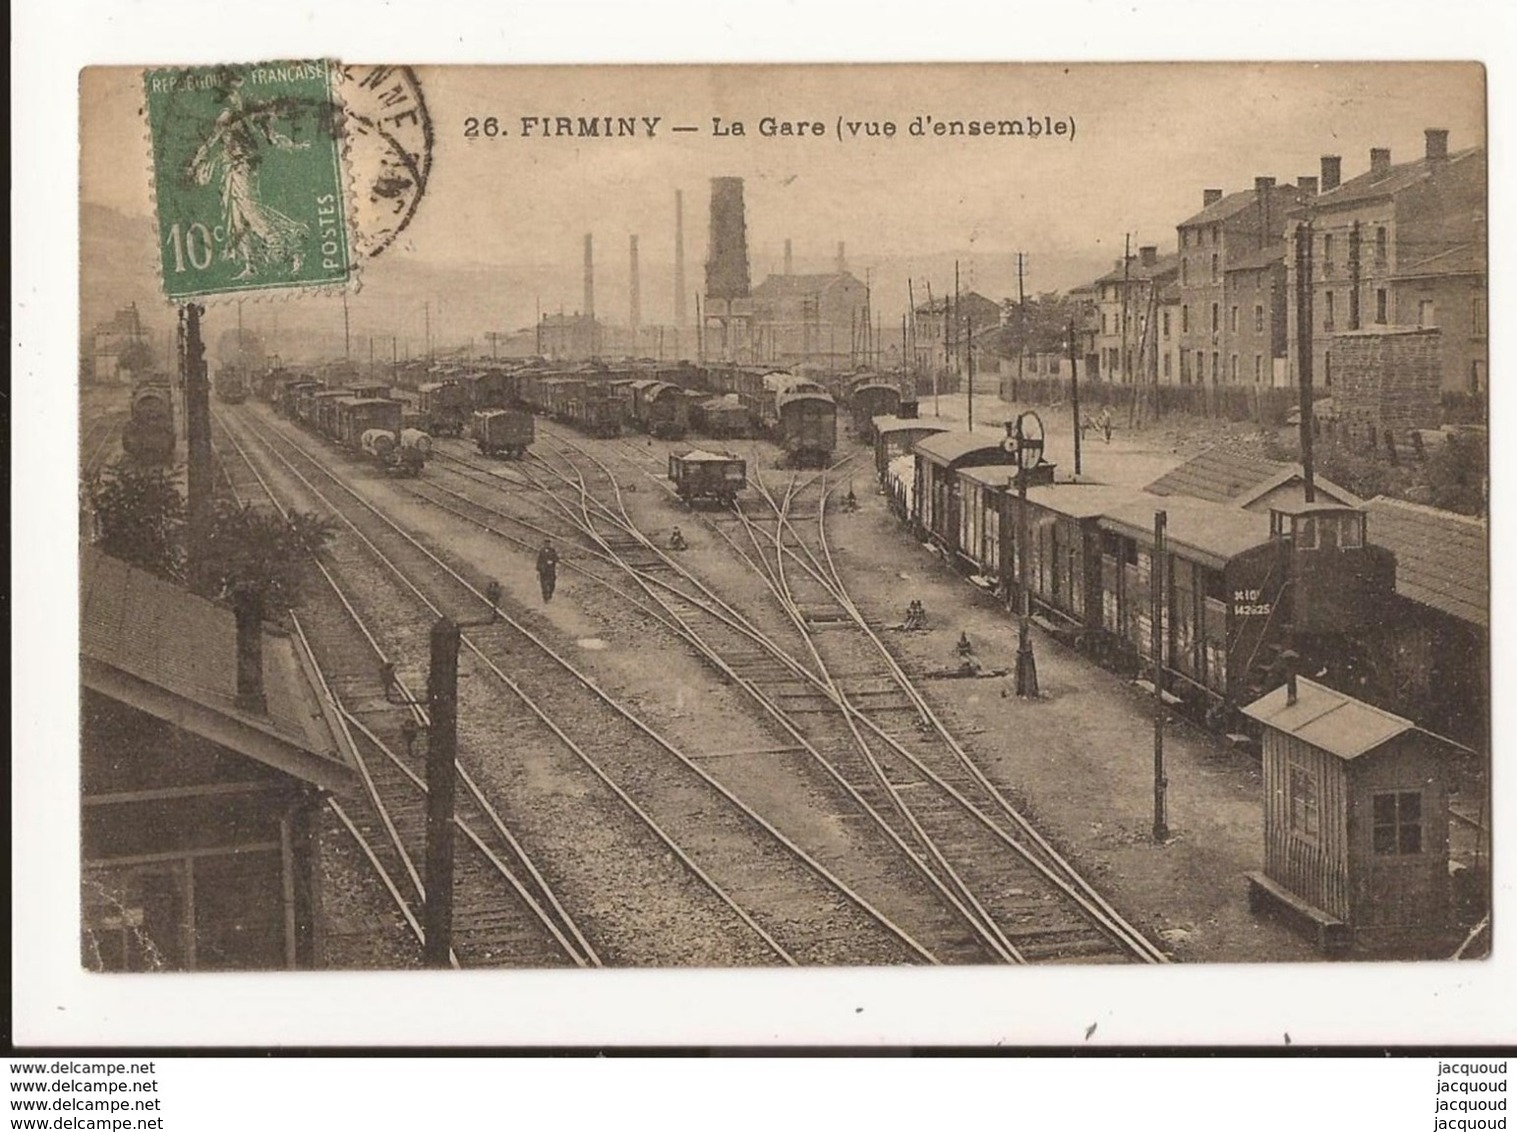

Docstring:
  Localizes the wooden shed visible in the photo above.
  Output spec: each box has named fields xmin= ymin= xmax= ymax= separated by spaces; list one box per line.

xmin=1243 ymin=675 xmax=1452 ymax=954
xmin=80 ymin=548 xmax=356 ymax=971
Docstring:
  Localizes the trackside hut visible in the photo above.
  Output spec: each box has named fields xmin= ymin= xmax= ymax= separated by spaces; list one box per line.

xmin=913 ymin=430 xmax=1017 ymax=548
xmin=80 ymin=548 xmax=356 ymax=971
xmin=1244 ymin=676 xmax=1454 ymax=953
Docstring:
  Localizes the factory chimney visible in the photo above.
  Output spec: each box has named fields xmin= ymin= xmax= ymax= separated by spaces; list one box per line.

xmin=629 ymin=235 xmax=641 ymax=337
xmin=674 ymin=190 xmax=687 ymax=329
xmin=835 ymin=241 xmax=847 ymax=274
xmin=705 ymin=177 xmax=751 ymax=300
xmin=583 ymin=234 xmax=595 ymax=324
xmin=784 ymin=239 xmax=793 ymax=275
xmin=1321 ymin=155 xmax=1342 ymax=192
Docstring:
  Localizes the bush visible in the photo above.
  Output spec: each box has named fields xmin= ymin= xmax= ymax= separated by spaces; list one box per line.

xmin=86 ymin=467 xmax=185 ymax=580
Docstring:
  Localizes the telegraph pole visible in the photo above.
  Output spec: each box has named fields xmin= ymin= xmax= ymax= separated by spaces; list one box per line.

xmin=342 ymin=293 xmax=351 ymax=362
xmin=182 ymin=303 xmax=213 ymax=597
xmin=1016 ymin=251 xmax=1026 ymax=402
xmin=1121 ymin=233 xmax=1131 ymax=385
xmin=1295 ymin=221 xmax=1317 ymax=502
xmin=966 ymin=310 xmax=975 ymax=432
xmin=423 ymin=616 xmax=460 ymax=969
xmin=1069 ymin=319 xmax=1082 ymax=477
xmin=1151 ymin=509 xmax=1169 ymax=843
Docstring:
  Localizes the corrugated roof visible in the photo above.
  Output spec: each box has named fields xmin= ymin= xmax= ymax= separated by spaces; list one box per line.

xmin=80 ymin=547 xmax=347 ymax=779
xmin=914 ymin=430 xmax=1014 ymax=468
xmin=1365 ymin=496 xmax=1488 ymax=628
xmin=1242 ymin=677 xmax=1413 ymax=760
xmin=1306 ymin=147 xmax=1482 ymax=211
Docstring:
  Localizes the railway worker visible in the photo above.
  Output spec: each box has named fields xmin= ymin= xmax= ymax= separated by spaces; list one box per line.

xmin=1097 ymin=406 xmax=1114 ymax=444
xmin=536 ymin=540 xmax=559 ymax=602
xmin=843 ymin=486 xmax=859 ymax=511
xmin=669 ymin=527 xmax=688 ymax=551
xmin=903 ymin=599 xmax=926 ymax=631
xmin=956 ymin=631 xmax=980 ymax=675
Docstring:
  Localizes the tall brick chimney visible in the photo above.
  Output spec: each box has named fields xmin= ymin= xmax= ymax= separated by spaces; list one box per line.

xmin=1297 ymin=175 xmax=1319 ymax=197
xmin=1255 ymin=177 xmax=1277 ymax=245
xmin=1426 ymin=127 xmax=1450 ymax=162
xmin=1370 ymin=147 xmax=1392 ymax=176
xmin=628 ymin=234 xmax=641 ymax=336
xmin=1139 ymin=245 xmax=1157 ymax=267
xmin=1321 ymin=155 xmax=1342 ymax=191
xmin=704 ymin=177 xmax=751 ymax=301
xmin=1203 ymin=188 xmax=1224 ymax=207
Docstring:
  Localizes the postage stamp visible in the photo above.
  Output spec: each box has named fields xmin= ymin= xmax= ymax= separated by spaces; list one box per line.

xmin=144 ymin=61 xmax=352 ymax=298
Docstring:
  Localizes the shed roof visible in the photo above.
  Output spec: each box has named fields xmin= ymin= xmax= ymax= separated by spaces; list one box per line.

xmin=1144 ymin=446 xmax=1359 ymax=508
xmin=1101 ymin=494 xmax=1271 ymax=568
xmin=1241 ymin=677 xmax=1413 ymax=760
xmin=914 ymin=429 xmax=1014 ymax=469
xmin=1365 ymin=496 xmax=1488 ymax=629
xmin=80 ymin=548 xmax=354 ymax=794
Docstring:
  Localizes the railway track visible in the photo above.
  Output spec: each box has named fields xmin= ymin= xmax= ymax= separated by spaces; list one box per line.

xmin=216 ymin=405 xmax=933 ymax=967
xmin=508 ymin=424 xmax=1166 ymax=963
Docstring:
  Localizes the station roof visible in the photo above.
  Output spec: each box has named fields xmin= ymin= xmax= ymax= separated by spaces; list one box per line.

xmin=914 ymin=430 xmax=1016 ymax=469
xmin=1365 ymin=496 xmax=1488 ymax=629
xmin=80 ymin=548 xmax=355 ymax=795
xmin=1242 ymin=677 xmax=1414 ymax=761
xmin=1100 ymin=494 xmax=1271 ymax=568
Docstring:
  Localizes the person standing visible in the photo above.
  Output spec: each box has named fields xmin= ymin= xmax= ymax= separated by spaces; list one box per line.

xmin=536 ymin=540 xmax=559 ymax=603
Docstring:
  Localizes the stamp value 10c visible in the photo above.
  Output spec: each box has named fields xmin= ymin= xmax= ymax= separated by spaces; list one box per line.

xmin=144 ymin=61 xmax=353 ymax=300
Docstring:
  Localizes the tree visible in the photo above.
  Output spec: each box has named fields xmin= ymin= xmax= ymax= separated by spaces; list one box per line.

xmin=1425 ymin=431 xmax=1488 ymax=516
xmin=86 ymin=467 xmax=185 ymax=580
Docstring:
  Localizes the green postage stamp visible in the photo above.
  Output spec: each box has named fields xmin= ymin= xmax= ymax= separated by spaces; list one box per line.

xmin=144 ymin=61 xmax=352 ymax=299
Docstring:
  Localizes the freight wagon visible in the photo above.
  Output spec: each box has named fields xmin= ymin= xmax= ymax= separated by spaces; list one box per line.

xmin=669 ymin=448 xmax=747 ymax=507
xmin=471 ymin=408 xmax=534 ymax=457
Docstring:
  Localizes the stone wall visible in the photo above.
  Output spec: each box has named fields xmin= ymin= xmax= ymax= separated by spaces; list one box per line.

xmin=1330 ymin=327 xmax=1442 ymax=447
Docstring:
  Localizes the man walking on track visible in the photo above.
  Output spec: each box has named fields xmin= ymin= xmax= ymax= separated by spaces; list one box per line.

xmin=536 ymin=540 xmax=559 ymax=602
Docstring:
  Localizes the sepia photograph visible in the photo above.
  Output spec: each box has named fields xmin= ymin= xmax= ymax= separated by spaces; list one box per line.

xmin=74 ymin=60 xmax=1489 ymax=984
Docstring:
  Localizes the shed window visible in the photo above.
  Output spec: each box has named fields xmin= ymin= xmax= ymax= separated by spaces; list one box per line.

xmin=1339 ymin=514 xmax=1363 ymax=548
xmin=1372 ymin=791 xmax=1423 ymax=855
xmin=1296 ymin=516 xmax=1318 ymax=549
xmin=1289 ymin=764 xmax=1321 ymax=839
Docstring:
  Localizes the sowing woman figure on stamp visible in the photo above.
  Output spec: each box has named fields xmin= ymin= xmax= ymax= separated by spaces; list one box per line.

xmin=189 ymin=76 xmax=312 ymax=279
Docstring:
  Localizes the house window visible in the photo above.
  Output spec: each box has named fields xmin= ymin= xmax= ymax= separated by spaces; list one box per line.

xmin=1349 ymin=286 xmax=1360 ymax=330
xmin=1373 ymin=791 xmax=1424 ymax=856
xmin=1254 ymin=304 xmax=1265 ymax=333
xmin=1101 ymin=312 xmax=1108 ymax=334
xmin=1322 ymin=233 xmax=1335 ymax=277
xmin=1375 ymin=226 xmax=1388 ymax=268
xmin=1211 ymin=351 xmax=1219 ymax=382
xmin=1162 ymin=311 xmax=1171 ymax=338
xmin=1470 ymin=360 xmax=1484 ymax=393
xmin=1473 ymin=294 xmax=1487 ymax=337
xmin=1289 ymin=764 xmax=1321 ymax=839
xmin=1230 ymin=305 xmax=1239 ymax=333
xmin=1418 ymin=299 xmax=1436 ymax=327
xmin=1181 ymin=305 xmax=1190 ymax=333
xmin=1324 ymin=352 xmax=1332 ymax=389
xmin=1182 ymin=229 xmax=1191 ymax=248
xmin=1163 ymin=353 xmax=1172 ymax=379
xmin=1324 ymin=291 xmax=1335 ymax=332
xmin=1197 ymin=350 xmax=1206 ymax=380
xmin=1210 ymin=253 xmax=1219 ymax=282
xmin=1297 ymin=516 xmax=1318 ymax=549
xmin=1229 ymin=354 xmax=1239 ymax=381
xmin=1181 ymin=259 xmax=1189 ymax=285
xmin=1376 ymin=289 xmax=1388 ymax=324
xmin=1254 ymin=354 xmax=1263 ymax=383
xmin=1210 ymin=303 xmax=1220 ymax=333
xmin=1180 ymin=352 xmax=1191 ymax=383
xmin=1211 ymin=226 xmax=1219 ymax=245
xmin=1339 ymin=513 xmax=1363 ymax=548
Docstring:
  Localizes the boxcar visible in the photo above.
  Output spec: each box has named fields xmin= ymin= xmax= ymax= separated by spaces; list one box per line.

xmin=912 ymin=431 xmax=1017 ymax=547
xmin=121 ymin=382 xmax=176 ymax=467
xmin=632 ymin=381 xmax=689 ymax=439
xmin=334 ymin=398 xmax=403 ymax=449
xmin=692 ymin=393 xmax=753 ymax=439
xmin=471 ymin=408 xmax=534 ymax=457
xmin=849 ymin=382 xmax=902 ymax=441
xmin=417 ymin=381 xmax=468 ymax=437
xmin=872 ymin=416 xmax=949 ymax=483
xmin=669 ymin=448 xmax=747 ymax=506
xmin=775 ymin=391 xmax=836 ymax=466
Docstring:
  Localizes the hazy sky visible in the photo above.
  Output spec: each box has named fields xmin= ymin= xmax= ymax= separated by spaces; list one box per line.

xmin=82 ymin=62 xmax=1484 ymax=339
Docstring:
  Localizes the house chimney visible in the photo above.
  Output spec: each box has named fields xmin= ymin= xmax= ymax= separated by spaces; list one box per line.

xmin=1370 ymin=147 xmax=1392 ymax=176
xmin=1282 ymin=649 xmax=1299 ymax=707
xmin=1254 ymin=176 xmax=1276 ymax=197
xmin=1321 ymin=155 xmax=1342 ymax=191
xmin=1203 ymin=188 xmax=1224 ymax=207
xmin=1297 ymin=175 xmax=1319 ymax=197
xmin=784 ymin=239 xmax=793 ymax=275
xmin=1139 ymin=245 xmax=1158 ymax=267
xmin=628 ymin=234 xmax=641 ymax=336
xmin=233 ymin=588 xmax=267 ymax=715
xmin=1425 ymin=127 xmax=1450 ymax=162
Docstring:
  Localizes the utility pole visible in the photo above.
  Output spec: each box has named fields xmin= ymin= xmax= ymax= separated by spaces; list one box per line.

xmin=1121 ymin=233 xmax=1131 ymax=386
xmin=1295 ymin=221 xmax=1316 ymax=502
xmin=342 ymin=293 xmax=351 ymax=362
xmin=953 ymin=260 xmax=961 ymax=387
xmin=1151 ymin=510 xmax=1169 ymax=843
xmin=1016 ymin=251 xmax=1026 ymax=402
xmin=425 ymin=301 xmax=432 ymax=363
xmin=926 ymin=281 xmax=939 ymax=416
xmin=907 ymin=278 xmax=918 ymax=392
xmin=966 ymin=309 xmax=975 ymax=432
xmin=182 ymin=304 xmax=213 ymax=597
xmin=1069 ymin=319 xmax=1082 ymax=477
xmin=1010 ymin=411 xmax=1043 ymax=698
xmin=423 ymin=616 xmax=460 ymax=969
